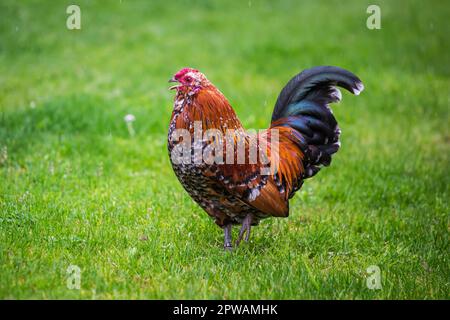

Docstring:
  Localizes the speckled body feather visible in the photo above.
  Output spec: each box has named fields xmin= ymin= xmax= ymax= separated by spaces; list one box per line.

xmin=167 ymin=87 xmax=270 ymax=226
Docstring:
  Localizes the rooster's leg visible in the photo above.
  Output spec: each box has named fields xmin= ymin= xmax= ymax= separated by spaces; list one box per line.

xmin=223 ymin=224 xmax=233 ymax=250
xmin=235 ymin=214 xmax=253 ymax=247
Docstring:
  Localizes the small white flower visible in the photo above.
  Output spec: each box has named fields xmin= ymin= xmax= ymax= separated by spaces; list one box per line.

xmin=124 ymin=114 xmax=136 ymax=137
xmin=124 ymin=114 xmax=135 ymax=123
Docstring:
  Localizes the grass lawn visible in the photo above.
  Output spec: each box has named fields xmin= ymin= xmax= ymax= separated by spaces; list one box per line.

xmin=0 ymin=0 xmax=449 ymax=299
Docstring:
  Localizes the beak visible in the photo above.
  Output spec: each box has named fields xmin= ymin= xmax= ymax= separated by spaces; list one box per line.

xmin=168 ymin=77 xmax=179 ymax=90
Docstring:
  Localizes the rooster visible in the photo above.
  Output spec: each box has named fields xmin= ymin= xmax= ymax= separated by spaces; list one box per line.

xmin=167 ymin=66 xmax=363 ymax=249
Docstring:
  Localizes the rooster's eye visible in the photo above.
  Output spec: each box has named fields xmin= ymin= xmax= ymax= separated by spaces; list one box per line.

xmin=184 ymin=76 xmax=192 ymax=82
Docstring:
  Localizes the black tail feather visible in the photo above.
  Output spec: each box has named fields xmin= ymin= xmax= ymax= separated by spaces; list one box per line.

xmin=271 ymin=66 xmax=363 ymax=179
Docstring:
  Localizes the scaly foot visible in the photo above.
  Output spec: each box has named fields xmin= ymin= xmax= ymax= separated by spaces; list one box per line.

xmin=235 ymin=214 xmax=253 ymax=247
xmin=223 ymin=224 xmax=233 ymax=250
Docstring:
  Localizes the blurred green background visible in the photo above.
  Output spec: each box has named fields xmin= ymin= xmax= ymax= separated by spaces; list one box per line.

xmin=0 ymin=0 xmax=448 ymax=299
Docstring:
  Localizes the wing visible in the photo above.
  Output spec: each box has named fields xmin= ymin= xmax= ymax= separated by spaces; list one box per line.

xmin=191 ymin=87 xmax=306 ymax=218
xmin=203 ymin=128 xmax=305 ymax=218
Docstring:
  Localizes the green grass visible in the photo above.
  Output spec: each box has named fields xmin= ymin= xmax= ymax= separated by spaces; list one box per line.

xmin=0 ymin=0 xmax=449 ymax=299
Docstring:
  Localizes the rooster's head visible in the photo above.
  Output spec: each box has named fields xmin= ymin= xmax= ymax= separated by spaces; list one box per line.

xmin=169 ymin=68 xmax=210 ymax=94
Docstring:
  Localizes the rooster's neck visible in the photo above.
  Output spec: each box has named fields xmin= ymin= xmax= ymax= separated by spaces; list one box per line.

xmin=171 ymin=87 xmax=243 ymax=134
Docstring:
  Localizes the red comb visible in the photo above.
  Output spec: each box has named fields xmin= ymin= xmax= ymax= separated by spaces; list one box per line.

xmin=174 ymin=68 xmax=199 ymax=79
